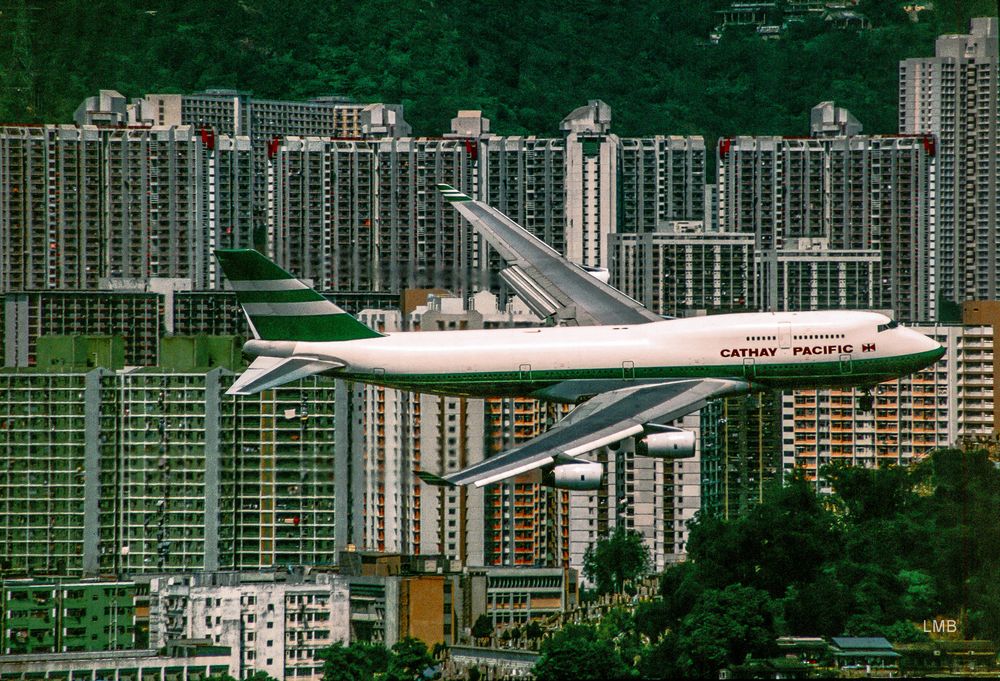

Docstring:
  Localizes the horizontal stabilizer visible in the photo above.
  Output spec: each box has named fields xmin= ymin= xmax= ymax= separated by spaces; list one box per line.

xmin=227 ymin=356 xmax=344 ymax=396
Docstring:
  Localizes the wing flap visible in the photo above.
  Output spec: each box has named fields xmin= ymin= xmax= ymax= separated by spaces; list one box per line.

xmin=421 ymin=378 xmax=750 ymax=488
xmin=227 ymin=356 xmax=344 ymax=396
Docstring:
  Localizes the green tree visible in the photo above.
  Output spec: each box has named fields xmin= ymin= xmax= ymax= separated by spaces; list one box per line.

xmin=471 ymin=614 xmax=493 ymax=641
xmin=598 ymin=607 xmax=642 ymax=666
xmin=386 ymin=636 xmax=436 ymax=681
xmin=687 ymin=478 xmax=841 ymax=597
xmin=583 ymin=527 xmax=651 ymax=594
xmin=633 ymin=600 xmax=672 ymax=643
xmin=245 ymin=673 xmax=279 ymax=681
xmin=781 ymin=569 xmax=851 ymax=636
xmin=525 ymin=620 xmax=544 ymax=640
xmin=638 ymin=632 xmax=683 ymax=680
xmin=658 ymin=560 xmax=705 ymax=627
xmin=318 ymin=641 xmax=389 ymax=681
xmin=533 ymin=624 xmax=632 ymax=681
xmin=676 ymin=585 xmax=779 ymax=678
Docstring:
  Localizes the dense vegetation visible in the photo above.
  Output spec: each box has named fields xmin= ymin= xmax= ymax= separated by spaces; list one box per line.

xmin=316 ymin=636 xmax=436 ymax=681
xmin=1 ymin=0 xmax=994 ymax=144
xmin=534 ymin=448 xmax=1000 ymax=679
xmin=584 ymin=526 xmax=652 ymax=594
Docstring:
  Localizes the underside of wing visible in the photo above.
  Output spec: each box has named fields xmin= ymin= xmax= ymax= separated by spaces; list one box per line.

xmin=438 ymin=184 xmax=662 ymax=326
xmin=417 ymin=378 xmax=750 ymax=488
xmin=227 ymin=356 xmax=344 ymax=395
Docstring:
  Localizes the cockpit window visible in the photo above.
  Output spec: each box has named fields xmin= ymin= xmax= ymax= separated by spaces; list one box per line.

xmin=877 ymin=320 xmax=900 ymax=333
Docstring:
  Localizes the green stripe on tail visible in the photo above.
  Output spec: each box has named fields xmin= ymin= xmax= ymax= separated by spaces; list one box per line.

xmin=214 ymin=249 xmax=383 ymax=342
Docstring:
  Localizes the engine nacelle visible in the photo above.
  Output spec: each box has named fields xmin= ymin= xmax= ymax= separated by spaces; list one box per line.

xmin=546 ymin=462 xmax=604 ymax=491
xmin=635 ymin=426 xmax=696 ymax=459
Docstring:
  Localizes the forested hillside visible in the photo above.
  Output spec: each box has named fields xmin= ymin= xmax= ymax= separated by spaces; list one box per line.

xmin=0 ymin=0 xmax=995 ymax=139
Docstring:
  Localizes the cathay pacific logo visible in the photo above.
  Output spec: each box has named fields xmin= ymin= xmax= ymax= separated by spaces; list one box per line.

xmin=720 ymin=343 xmax=877 ymax=358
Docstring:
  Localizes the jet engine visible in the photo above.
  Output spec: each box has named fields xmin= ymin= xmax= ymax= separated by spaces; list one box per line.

xmin=545 ymin=462 xmax=604 ymax=491
xmin=635 ymin=425 xmax=696 ymax=459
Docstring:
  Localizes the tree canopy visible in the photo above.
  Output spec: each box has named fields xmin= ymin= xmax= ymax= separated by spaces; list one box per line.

xmin=584 ymin=526 xmax=652 ymax=594
xmin=317 ymin=637 xmax=436 ymax=681
xmin=533 ymin=623 xmax=634 ymax=681
xmin=1 ymin=0 xmax=995 ymax=145
xmin=317 ymin=640 xmax=390 ymax=681
xmin=538 ymin=448 xmax=1000 ymax=679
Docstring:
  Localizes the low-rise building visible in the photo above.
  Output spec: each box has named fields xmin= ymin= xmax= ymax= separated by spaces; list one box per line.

xmin=0 ymin=579 xmax=138 ymax=655
xmin=0 ymin=642 xmax=232 ymax=680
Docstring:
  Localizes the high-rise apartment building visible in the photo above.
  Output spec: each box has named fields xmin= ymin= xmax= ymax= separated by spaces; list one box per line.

xmin=0 ymin=125 xmax=254 ymax=293
xmin=270 ymin=139 xmax=377 ymax=291
xmin=270 ymin=138 xmax=475 ymax=292
xmin=0 ymin=370 xmax=92 ymax=576
xmin=76 ymin=89 xmax=409 ymax=254
xmin=699 ymin=391 xmax=783 ymax=520
xmin=609 ymin=223 xmax=754 ymax=316
xmin=481 ymin=398 xmax=572 ymax=568
xmin=78 ymin=89 xmax=397 ymax=141
xmin=717 ymin=125 xmax=934 ymax=320
xmin=561 ymin=101 xmax=619 ymax=268
xmin=754 ymin=242 xmax=882 ymax=312
xmin=4 ymin=290 xmax=161 ymax=367
xmin=267 ymin=106 xmax=705 ymax=296
xmin=618 ymin=137 xmax=706 ymax=233
xmin=374 ymin=138 xmax=476 ymax=292
xmin=479 ymin=136 xmax=567 ymax=266
xmin=900 ymin=18 xmax=999 ymax=310
xmin=0 ymin=342 xmax=347 ymax=578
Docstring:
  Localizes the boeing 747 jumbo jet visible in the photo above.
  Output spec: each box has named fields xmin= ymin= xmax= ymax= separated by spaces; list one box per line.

xmin=214 ymin=184 xmax=944 ymax=491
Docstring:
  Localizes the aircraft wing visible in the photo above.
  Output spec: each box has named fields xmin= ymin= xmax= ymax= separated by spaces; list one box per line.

xmin=417 ymin=378 xmax=749 ymax=488
xmin=437 ymin=184 xmax=662 ymax=326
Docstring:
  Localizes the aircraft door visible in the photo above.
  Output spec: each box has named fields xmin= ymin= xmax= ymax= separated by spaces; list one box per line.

xmin=778 ymin=322 xmax=791 ymax=349
xmin=519 ymin=363 xmax=532 ymax=382
xmin=839 ymin=354 xmax=852 ymax=374
xmin=622 ymin=360 xmax=635 ymax=380
xmin=742 ymin=357 xmax=756 ymax=379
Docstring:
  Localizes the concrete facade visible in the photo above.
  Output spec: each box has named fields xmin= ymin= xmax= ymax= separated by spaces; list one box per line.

xmin=900 ymin=18 xmax=1000 ymax=309
xmin=0 ymin=125 xmax=253 ymax=293
xmin=0 ymin=356 xmax=344 ymax=577
xmin=610 ymin=224 xmax=754 ymax=316
xmin=717 ymin=131 xmax=934 ymax=321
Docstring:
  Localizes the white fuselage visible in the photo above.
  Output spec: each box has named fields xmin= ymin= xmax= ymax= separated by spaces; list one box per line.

xmin=248 ymin=310 xmax=943 ymax=400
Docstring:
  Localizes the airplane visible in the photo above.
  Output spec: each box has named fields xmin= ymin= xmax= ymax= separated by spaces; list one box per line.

xmin=213 ymin=184 xmax=945 ymax=491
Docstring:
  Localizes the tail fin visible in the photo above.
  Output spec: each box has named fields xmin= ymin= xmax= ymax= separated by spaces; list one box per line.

xmin=214 ymin=249 xmax=382 ymax=342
